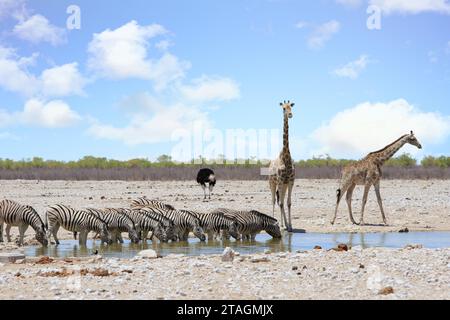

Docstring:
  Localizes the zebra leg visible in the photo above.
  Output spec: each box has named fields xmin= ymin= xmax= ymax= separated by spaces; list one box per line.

xmin=49 ymin=223 xmax=60 ymax=245
xmin=117 ymin=232 xmax=124 ymax=244
xmin=18 ymin=224 xmax=29 ymax=246
xmin=142 ymin=230 xmax=149 ymax=241
xmin=0 ymin=220 xmax=3 ymax=242
xmin=6 ymin=224 xmax=12 ymax=242
xmin=79 ymin=231 xmax=88 ymax=246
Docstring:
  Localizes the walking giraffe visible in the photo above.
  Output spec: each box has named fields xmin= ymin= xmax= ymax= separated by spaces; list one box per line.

xmin=331 ymin=131 xmax=422 ymax=226
xmin=268 ymin=100 xmax=295 ymax=232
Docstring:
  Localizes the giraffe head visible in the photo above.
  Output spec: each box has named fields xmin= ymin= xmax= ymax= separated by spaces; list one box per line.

xmin=407 ymin=131 xmax=422 ymax=149
xmin=279 ymin=100 xmax=294 ymax=118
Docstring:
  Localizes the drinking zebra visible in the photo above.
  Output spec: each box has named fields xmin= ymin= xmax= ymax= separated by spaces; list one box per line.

xmin=130 ymin=197 xmax=175 ymax=210
xmin=125 ymin=207 xmax=176 ymax=242
xmin=186 ymin=210 xmax=240 ymax=240
xmin=212 ymin=208 xmax=282 ymax=240
xmin=85 ymin=208 xmax=140 ymax=244
xmin=46 ymin=204 xmax=113 ymax=246
xmin=0 ymin=199 xmax=48 ymax=246
xmin=139 ymin=206 xmax=206 ymax=241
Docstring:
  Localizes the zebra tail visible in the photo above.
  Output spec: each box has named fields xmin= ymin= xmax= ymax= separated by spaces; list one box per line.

xmin=336 ymin=189 xmax=341 ymax=202
xmin=276 ymin=190 xmax=280 ymax=205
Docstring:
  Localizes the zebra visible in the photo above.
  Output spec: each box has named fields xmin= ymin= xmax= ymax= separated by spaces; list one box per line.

xmin=0 ymin=199 xmax=47 ymax=246
xmin=81 ymin=208 xmax=140 ymax=244
xmin=186 ymin=210 xmax=239 ymax=241
xmin=212 ymin=208 xmax=282 ymax=240
xmin=46 ymin=204 xmax=113 ymax=246
xmin=130 ymin=197 xmax=175 ymax=211
xmin=139 ymin=206 xmax=206 ymax=241
xmin=125 ymin=207 xmax=176 ymax=242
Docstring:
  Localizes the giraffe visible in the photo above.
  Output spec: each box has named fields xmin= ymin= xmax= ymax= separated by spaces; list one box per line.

xmin=331 ymin=131 xmax=422 ymax=226
xmin=268 ymin=100 xmax=295 ymax=232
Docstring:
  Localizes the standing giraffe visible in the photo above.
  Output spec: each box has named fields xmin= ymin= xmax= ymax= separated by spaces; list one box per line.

xmin=331 ymin=131 xmax=422 ymax=226
xmin=268 ymin=100 xmax=295 ymax=232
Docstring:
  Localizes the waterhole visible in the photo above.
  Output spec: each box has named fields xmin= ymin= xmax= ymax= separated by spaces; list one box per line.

xmin=23 ymin=231 xmax=450 ymax=258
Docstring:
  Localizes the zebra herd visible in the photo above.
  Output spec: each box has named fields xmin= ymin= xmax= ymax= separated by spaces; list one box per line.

xmin=0 ymin=197 xmax=282 ymax=247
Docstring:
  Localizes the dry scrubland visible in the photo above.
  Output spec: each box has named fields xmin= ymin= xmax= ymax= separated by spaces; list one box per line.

xmin=1 ymin=179 xmax=450 ymax=300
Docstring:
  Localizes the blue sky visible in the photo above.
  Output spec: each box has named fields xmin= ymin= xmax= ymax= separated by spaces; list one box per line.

xmin=0 ymin=0 xmax=449 ymax=162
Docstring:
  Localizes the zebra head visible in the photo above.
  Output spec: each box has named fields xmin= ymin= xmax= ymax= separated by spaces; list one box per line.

xmin=35 ymin=225 xmax=48 ymax=246
xmin=153 ymin=223 xmax=168 ymax=242
xmin=128 ymin=228 xmax=140 ymax=243
xmin=164 ymin=221 xmax=178 ymax=242
xmin=266 ymin=222 xmax=282 ymax=239
xmin=228 ymin=221 xmax=240 ymax=240
xmin=192 ymin=223 xmax=206 ymax=241
xmin=100 ymin=223 xmax=113 ymax=245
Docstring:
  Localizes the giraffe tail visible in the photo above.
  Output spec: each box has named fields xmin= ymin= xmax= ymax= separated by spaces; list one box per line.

xmin=336 ymin=189 xmax=341 ymax=202
xmin=276 ymin=190 xmax=280 ymax=205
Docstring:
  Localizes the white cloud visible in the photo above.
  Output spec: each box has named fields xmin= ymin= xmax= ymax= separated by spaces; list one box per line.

xmin=0 ymin=0 xmax=27 ymax=20
xmin=311 ymin=99 xmax=450 ymax=158
xmin=88 ymin=103 xmax=210 ymax=145
xmin=41 ymin=63 xmax=86 ymax=97
xmin=0 ymin=46 xmax=39 ymax=96
xmin=20 ymin=99 xmax=81 ymax=128
xmin=0 ymin=99 xmax=81 ymax=128
xmin=369 ymin=0 xmax=450 ymax=15
xmin=13 ymin=14 xmax=66 ymax=46
xmin=308 ymin=20 xmax=340 ymax=49
xmin=295 ymin=21 xmax=308 ymax=29
xmin=333 ymin=55 xmax=370 ymax=79
xmin=179 ymin=76 xmax=240 ymax=102
xmin=336 ymin=0 xmax=363 ymax=7
xmin=87 ymin=20 xmax=189 ymax=89
xmin=0 ymin=46 xmax=86 ymax=98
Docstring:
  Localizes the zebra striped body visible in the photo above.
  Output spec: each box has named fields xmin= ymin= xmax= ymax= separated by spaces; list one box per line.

xmin=187 ymin=210 xmax=239 ymax=240
xmin=212 ymin=208 xmax=281 ymax=240
xmin=140 ymin=207 xmax=206 ymax=241
xmin=46 ymin=204 xmax=112 ymax=246
xmin=0 ymin=199 xmax=47 ymax=246
xmin=121 ymin=207 xmax=174 ymax=242
xmin=86 ymin=208 xmax=140 ymax=243
xmin=130 ymin=197 xmax=175 ymax=210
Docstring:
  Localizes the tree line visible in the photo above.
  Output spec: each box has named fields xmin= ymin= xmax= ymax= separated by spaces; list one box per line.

xmin=0 ymin=154 xmax=449 ymax=170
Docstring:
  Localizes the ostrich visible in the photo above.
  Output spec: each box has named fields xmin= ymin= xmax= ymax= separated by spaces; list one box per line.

xmin=196 ymin=168 xmax=216 ymax=200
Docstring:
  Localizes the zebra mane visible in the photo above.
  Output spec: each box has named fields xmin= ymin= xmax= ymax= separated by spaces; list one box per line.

xmin=249 ymin=210 xmax=278 ymax=223
xmin=85 ymin=208 xmax=109 ymax=226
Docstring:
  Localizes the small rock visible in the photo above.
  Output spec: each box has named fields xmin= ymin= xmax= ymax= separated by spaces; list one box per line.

xmin=251 ymin=257 xmax=269 ymax=263
xmin=378 ymin=286 xmax=394 ymax=295
xmin=221 ymin=247 xmax=235 ymax=262
xmin=137 ymin=249 xmax=158 ymax=259
xmin=0 ymin=252 xmax=25 ymax=263
xmin=264 ymin=249 xmax=271 ymax=254
xmin=292 ymin=266 xmax=298 ymax=271
xmin=313 ymin=245 xmax=322 ymax=250
xmin=398 ymin=227 xmax=409 ymax=233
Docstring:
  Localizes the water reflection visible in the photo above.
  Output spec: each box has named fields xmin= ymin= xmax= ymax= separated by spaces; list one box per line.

xmin=25 ymin=231 xmax=450 ymax=258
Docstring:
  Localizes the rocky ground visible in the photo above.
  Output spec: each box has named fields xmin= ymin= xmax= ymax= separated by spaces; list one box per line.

xmin=0 ymin=246 xmax=449 ymax=300
xmin=0 ymin=179 xmax=449 ymax=300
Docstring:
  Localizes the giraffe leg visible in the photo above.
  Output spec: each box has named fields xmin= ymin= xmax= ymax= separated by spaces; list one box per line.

xmin=286 ymin=181 xmax=294 ymax=232
xmin=278 ymin=184 xmax=289 ymax=230
xmin=374 ymin=181 xmax=388 ymax=225
xmin=269 ymin=177 xmax=277 ymax=218
xmin=346 ymin=183 xmax=357 ymax=225
xmin=359 ymin=183 xmax=372 ymax=226
xmin=331 ymin=181 xmax=351 ymax=225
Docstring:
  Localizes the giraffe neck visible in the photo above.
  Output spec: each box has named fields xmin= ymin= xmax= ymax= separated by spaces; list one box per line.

xmin=372 ymin=135 xmax=408 ymax=164
xmin=281 ymin=112 xmax=291 ymax=161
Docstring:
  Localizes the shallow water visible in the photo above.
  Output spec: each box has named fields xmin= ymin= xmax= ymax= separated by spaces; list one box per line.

xmin=24 ymin=231 xmax=450 ymax=258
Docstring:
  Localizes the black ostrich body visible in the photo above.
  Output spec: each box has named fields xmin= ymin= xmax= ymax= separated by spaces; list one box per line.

xmin=196 ymin=168 xmax=216 ymax=199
